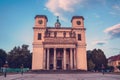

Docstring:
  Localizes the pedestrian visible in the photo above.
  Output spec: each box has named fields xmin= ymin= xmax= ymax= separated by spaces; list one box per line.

xmin=101 ymin=64 xmax=105 ymax=75
xmin=21 ymin=64 xmax=24 ymax=75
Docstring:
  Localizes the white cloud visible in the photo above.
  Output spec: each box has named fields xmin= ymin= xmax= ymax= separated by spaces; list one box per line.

xmin=112 ymin=5 xmax=120 ymax=11
xmin=45 ymin=0 xmax=84 ymax=20
xmin=92 ymin=40 xmax=107 ymax=45
xmin=58 ymin=0 xmax=82 ymax=12
xmin=110 ymin=4 xmax=120 ymax=16
xmin=104 ymin=24 xmax=120 ymax=39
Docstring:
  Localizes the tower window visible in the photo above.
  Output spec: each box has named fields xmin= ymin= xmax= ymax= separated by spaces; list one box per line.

xmin=78 ymin=34 xmax=81 ymax=41
xmin=38 ymin=33 xmax=41 ymax=40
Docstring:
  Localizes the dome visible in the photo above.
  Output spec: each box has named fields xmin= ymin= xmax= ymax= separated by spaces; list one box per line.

xmin=55 ymin=16 xmax=61 ymax=28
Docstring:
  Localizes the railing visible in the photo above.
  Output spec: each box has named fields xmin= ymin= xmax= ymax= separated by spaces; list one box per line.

xmin=44 ymin=37 xmax=77 ymax=44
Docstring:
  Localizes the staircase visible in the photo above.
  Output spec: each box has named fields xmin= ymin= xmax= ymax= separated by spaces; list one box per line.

xmin=30 ymin=70 xmax=87 ymax=74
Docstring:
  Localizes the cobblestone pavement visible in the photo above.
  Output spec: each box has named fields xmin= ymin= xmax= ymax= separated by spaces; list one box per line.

xmin=0 ymin=73 xmax=120 ymax=80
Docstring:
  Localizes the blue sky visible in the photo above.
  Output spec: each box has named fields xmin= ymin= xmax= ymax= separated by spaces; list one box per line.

xmin=0 ymin=0 xmax=120 ymax=58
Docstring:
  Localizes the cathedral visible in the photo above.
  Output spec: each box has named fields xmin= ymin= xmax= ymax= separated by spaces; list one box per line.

xmin=32 ymin=15 xmax=87 ymax=70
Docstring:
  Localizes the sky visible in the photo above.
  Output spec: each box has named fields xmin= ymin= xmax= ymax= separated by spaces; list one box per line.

xmin=0 ymin=0 xmax=120 ymax=58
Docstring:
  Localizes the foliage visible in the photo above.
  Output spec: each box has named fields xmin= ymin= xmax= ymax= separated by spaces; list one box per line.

xmin=87 ymin=59 xmax=95 ymax=71
xmin=87 ymin=49 xmax=107 ymax=71
xmin=0 ymin=49 xmax=7 ymax=68
xmin=7 ymin=44 xmax=32 ymax=69
xmin=87 ymin=50 xmax=95 ymax=71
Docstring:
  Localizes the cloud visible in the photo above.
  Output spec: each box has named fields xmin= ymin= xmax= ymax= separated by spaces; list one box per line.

xmin=112 ymin=5 xmax=120 ymax=11
xmin=109 ymin=48 xmax=120 ymax=51
xmin=110 ymin=4 xmax=120 ymax=16
xmin=104 ymin=24 xmax=120 ymax=39
xmin=92 ymin=40 xmax=107 ymax=46
xmin=45 ymin=0 xmax=84 ymax=21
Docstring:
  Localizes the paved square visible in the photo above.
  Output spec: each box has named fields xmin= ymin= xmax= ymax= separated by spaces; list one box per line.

xmin=0 ymin=73 xmax=120 ymax=80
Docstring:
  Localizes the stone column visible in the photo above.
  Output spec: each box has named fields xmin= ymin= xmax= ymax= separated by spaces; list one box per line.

xmin=53 ymin=48 xmax=56 ymax=70
xmin=47 ymin=48 xmax=49 ymax=70
xmin=74 ymin=48 xmax=76 ymax=69
xmin=43 ymin=48 xmax=46 ymax=70
xmin=70 ymin=48 xmax=73 ymax=70
xmin=63 ymin=48 xmax=66 ymax=70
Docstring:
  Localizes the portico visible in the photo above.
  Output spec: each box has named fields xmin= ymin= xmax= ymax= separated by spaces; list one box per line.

xmin=43 ymin=47 xmax=76 ymax=70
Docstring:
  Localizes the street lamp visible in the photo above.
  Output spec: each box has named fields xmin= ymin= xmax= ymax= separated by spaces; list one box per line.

xmin=3 ymin=60 xmax=8 ymax=77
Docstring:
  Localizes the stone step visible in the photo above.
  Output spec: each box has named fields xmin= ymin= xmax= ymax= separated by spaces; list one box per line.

xmin=30 ymin=70 xmax=87 ymax=74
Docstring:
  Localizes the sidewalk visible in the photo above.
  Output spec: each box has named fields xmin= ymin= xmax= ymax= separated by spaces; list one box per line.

xmin=0 ymin=73 xmax=120 ymax=80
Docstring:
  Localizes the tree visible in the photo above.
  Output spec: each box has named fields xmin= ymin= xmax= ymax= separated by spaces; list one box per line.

xmin=87 ymin=59 xmax=95 ymax=71
xmin=91 ymin=49 xmax=107 ymax=71
xmin=7 ymin=44 xmax=32 ymax=68
xmin=87 ymin=50 xmax=95 ymax=71
xmin=87 ymin=49 xmax=107 ymax=71
xmin=0 ymin=49 xmax=7 ymax=68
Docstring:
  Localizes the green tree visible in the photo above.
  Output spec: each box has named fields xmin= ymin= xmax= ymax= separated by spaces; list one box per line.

xmin=87 ymin=49 xmax=107 ymax=71
xmin=7 ymin=44 xmax=32 ymax=68
xmin=0 ymin=49 xmax=7 ymax=68
xmin=87 ymin=59 xmax=95 ymax=71
xmin=87 ymin=50 xmax=95 ymax=71
xmin=91 ymin=49 xmax=107 ymax=71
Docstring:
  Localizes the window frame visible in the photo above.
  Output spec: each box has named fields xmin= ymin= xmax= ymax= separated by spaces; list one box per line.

xmin=38 ymin=33 xmax=42 ymax=40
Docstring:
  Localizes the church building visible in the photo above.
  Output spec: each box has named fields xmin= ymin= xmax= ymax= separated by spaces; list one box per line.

xmin=32 ymin=15 xmax=87 ymax=70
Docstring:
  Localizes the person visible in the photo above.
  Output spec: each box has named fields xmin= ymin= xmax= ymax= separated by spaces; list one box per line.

xmin=101 ymin=64 xmax=105 ymax=75
xmin=3 ymin=67 xmax=7 ymax=77
xmin=21 ymin=64 xmax=24 ymax=75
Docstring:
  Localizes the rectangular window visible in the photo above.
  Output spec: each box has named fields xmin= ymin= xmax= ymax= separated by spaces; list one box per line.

xmin=38 ymin=33 xmax=41 ymax=40
xmin=78 ymin=34 xmax=81 ymax=41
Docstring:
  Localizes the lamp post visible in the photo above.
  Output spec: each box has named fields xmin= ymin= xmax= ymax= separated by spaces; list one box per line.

xmin=3 ymin=61 xmax=8 ymax=77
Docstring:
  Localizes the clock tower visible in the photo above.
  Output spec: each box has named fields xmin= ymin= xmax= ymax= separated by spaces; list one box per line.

xmin=32 ymin=15 xmax=48 ymax=70
xmin=71 ymin=16 xmax=87 ymax=70
xmin=71 ymin=16 xmax=84 ymax=28
xmin=35 ymin=15 xmax=48 ymax=28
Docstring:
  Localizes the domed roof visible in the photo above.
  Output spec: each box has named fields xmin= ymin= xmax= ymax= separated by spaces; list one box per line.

xmin=55 ymin=16 xmax=61 ymax=28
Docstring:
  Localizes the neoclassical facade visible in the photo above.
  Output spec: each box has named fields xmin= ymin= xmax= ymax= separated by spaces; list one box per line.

xmin=32 ymin=15 xmax=87 ymax=70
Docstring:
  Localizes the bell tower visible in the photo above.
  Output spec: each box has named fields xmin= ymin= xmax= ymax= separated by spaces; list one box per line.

xmin=32 ymin=15 xmax=48 ymax=70
xmin=35 ymin=15 xmax=48 ymax=28
xmin=71 ymin=16 xmax=87 ymax=70
xmin=71 ymin=16 xmax=84 ymax=28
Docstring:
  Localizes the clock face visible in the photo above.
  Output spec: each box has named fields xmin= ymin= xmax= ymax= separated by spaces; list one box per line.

xmin=38 ymin=20 xmax=43 ymax=24
xmin=76 ymin=21 xmax=81 ymax=25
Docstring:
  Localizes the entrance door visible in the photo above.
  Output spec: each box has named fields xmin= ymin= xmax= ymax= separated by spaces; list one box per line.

xmin=57 ymin=60 xmax=62 ymax=69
